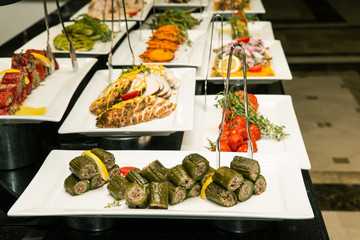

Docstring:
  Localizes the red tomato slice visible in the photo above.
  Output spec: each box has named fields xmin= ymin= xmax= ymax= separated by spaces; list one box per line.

xmin=121 ymin=90 xmax=139 ymax=100
xmin=128 ymin=11 xmax=138 ymax=16
xmin=120 ymin=166 xmax=137 ymax=176
xmin=236 ymin=36 xmax=250 ymax=43
xmin=249 ymin=65 xmax=263 ymax=72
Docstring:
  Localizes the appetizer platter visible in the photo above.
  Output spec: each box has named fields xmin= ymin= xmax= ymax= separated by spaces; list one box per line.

xmin=71 ymin=0 xmax=154 ymax=22
xmin=0 ymin=57 xmax=97 ymax=123
xmin=8 ymin=149 xmax=313 ymax=220
xmin=14 ymin=21 xmax=136 ymax=55
xmin=58 ymin=67 xmax=196 ymax=136
xmin=181 ymin=95 xmax=311 ymax=169
xmin=112 ymin=29 xmax=207 ymax=66
xmin=206 ymin=0 xmax=266 ymax=14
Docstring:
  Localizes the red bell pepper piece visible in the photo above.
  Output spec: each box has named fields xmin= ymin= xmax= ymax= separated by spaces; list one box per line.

xmin=249 ymin=65 xmax=263 ymax=72
xmin=121 ymin=90 xmax=139 ymax=100
xmin=120 ymin=166 xmax=137 ymax=177
xmin=236 ymin=36 xmax=250 ymax=43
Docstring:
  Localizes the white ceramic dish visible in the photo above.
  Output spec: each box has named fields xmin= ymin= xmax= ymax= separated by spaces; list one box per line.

xmin=58 ymin=67 xmax=196 ymax=136
xmin=0 ymin=58 xmax=97 ymax=124
xmin=207 ymin=0 xmax=266 ymax=14
xmin=71 ymin=0 xmax=153 ymax=21
xmin=112 ymin=30 xmax=207 ymax=67
xmin=196 ymin=39 xmax=293 ymax=80
xmin=154 ymin=0 xmax=209 ymax=8
xmin=8 ymin=150 xmax=313 ymax=220
xmin=14 ymin=21 xmax=136 ymax=55
xmin=181 ymin=95 xmax=311 ymax=170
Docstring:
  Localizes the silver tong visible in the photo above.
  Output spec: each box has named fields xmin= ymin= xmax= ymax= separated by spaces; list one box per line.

xmin=108 ymin=0 xmax=115 ymax=83
xmin=43 ymin=0 xmax=55 ymax=74
xmin=122 ymin=0 xmax=135 ymax=65
xmin=55 ymin=0 xmax=78 ymax=72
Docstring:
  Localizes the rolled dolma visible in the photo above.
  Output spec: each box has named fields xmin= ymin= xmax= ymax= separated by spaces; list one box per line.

xmin=230 ymin=156 xmax=260 ymax=181
xmin=107 ymin=175 xmax=130 ymax=200
xmin=235 ymin=180 xmax=254 ymax=202
xmin=149 ymin=182 xmax=169 ymax=209
xmin=90 ymin=173 xmax=106 ymax=190
xmin=200 ymin=167 xmax=215 ymax=186
xmin=212 ymin=166 xmax=244 ymax=191
xmin=140 ymin=160 xmax=169 ymax=182
xmin=186 ymin=182 xmax=201 ymax=198
xmin=205 ymin=182 xmax=237 ymax=207
xmin=167 ymin=181 xmax=187 ymax=205
xmin=182 ymin=153 xmax=210 ymax=180
xmin=125 ymin=182 xmax=150 ymax=208
xmin=69 ymin=156 xmax=97 ymax=180
xmin=168 ymin=164 xmax=195 ymax=189
xmin=108 ymin=164 xmax=121 ymax=180
xmin=90 ymin=148 xmax=115 ymax=170
xmin=253 ymin=175 xmax=267 ymax=195
xmin=126 ymin=168 xmax=149 ymax=186
xmin=64 ymin=174 xmax=90 ymax=196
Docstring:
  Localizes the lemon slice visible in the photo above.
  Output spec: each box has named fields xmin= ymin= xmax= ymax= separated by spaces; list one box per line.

xmin=217 ymin=55 xmax=241 ymax=74
xmin=82 ymin=150 xmax=109 ymax=181
xmin=30 ymin=53 xmax=51 ymax=67
xmin=0 ymin=69 xmax=30 ymax=84
xmin=200 ymin=175 xmax=213 ymax=200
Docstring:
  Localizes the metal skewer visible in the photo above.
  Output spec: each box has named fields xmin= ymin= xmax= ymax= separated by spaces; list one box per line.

xmin=43 ymin=0 xmax=55 ymax=74
xmin=122 ymin=0 xmax=135 ymax=65
xmin=55 ymin=0 xmax=78 ymax=72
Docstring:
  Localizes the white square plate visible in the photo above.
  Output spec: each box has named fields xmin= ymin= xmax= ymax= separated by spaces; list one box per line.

xmin=207 ymin=0 xmax=266 ymax=14
xmin=14 ymin=21 xmax=136 ymax=55
xmin=0 ymin=58 xmax=97 ymax=123
xmin=8 ymin=150 xmax=313 ymax=220
xmin=112 ymin=30 xmax=207 ymax=67
xmin=58 ymin=67 xmax=196 ymax=136
xmin=181 ymin=95 xmax=311 ymax=169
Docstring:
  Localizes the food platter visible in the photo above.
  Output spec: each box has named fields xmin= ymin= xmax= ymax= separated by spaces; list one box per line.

xmin=154 ymin=0 xmax=209 ymax=8
xmin=8 ymin=150 xmax=313 ymax=220
xmin=0 ymin=58 xmax=97 ymax=124
xmin=196 ymin=39 xmax=292 ymax=81
xmin=14 ymin=21 xmax=136 ymax=55
xmin=181 ymin=95 xmax=311 ymax=170
xmin=141 ymin=12 xmax=213 ymax=31
xmin=112 ymin=30 xmax=207 ymax=67
xmin=70 ymin=0 xmax=154 ymax=21
xmin=58 ymin=67 xmax=196 ymax=136
xmin=206 ymin=0 xmax=266 ymax=14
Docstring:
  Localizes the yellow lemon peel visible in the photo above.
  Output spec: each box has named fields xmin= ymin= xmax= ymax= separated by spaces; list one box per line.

xmin=0 ymin=69 xmax=30 ymax=84
xmin=200 ymin=175 xmax=213 ymax=200
xmin=30 ymin=52 xmax=52 ymax=67
xmin=217 ymin=55 xmax=241 ymax=74
xmin=82 ymin=150 xmax=109 ymax=181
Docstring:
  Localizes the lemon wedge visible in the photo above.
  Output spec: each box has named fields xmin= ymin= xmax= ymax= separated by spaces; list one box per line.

xmin=82 ymin=150 xmax=109 ymax=181
xmin=200 ymin=175 xmax=213 ymax=200
xmin=217 ymin=55 xmax=241 ymax=74
xmin=0 ymin=69 xmax=30 ymax=84
xmin=30 ymin=53 xmax=51 ymax=67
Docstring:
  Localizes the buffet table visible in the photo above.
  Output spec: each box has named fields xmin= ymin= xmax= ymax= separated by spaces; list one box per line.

xmin=0 ymin=0 xmax=329 ymax=239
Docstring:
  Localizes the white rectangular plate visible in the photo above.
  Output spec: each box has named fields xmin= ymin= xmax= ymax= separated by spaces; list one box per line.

xmin=196 ymin=21 xmax=275 ymax=79
xmin=196 ymin=39 xmax=293 ymax=80
xmin=207 ymin=0 xmax=266 ymax=14
xmin=8 ymin=150 xmax=313 ymax=220
xmin=58 ymin=67 xmax=196 ymax=136
xmin=181 ymin=95 xmax=311 ymax=169
xmin=14 ymin=21 xmax=136 ymax=55
xmin=0 ymin=58 xmax=97 ymax=124
xmin=142 ymin=12 xmax=213 ymax=31
xmin=154 ymin=0 xmax=209 ymax=8
xmin=112 ymin=30 xmax=207 ymax=67
xmin=71 ymin=0 xmax=153 ymax=21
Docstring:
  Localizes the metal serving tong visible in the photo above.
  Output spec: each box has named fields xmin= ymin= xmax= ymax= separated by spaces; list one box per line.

xmin=122 ymin=0 xmax=135 ymax=65
xmin=216 ymin=43 xmax=253 ymax=168
xmin=204 ymin=13 xmax=223 ymax=112
xmin=102 ymin=0 xmax=121 ymax=29
xmin=43 ymin=0 xmax=55 ymax=74
xmin=55 ymin=0 xmax=78 ymax=72
xmin=108 ymin=0 xmax=115 ymax=83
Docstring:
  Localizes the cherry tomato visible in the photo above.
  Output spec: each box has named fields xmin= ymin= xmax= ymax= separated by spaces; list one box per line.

xmin=228 ymin=125 xmax=242 ymax=135
xmin=220 ymin=140 xmax=232 ymax=152
xmin=237 ymin=144 xmax=248 ymax=152
xmin=236 ymin=36 xmax=250 ymax=43
xmin=238 ymin=127 xmax=249 ymax=141
xmin=220 ymin=128 xmax=229 ymax=142
xmin=121 ymin=90 xmax=139 ymax=100
xmin=249 ymin=65 xmax=263 ymax=72
xmin=128 ymin=11 xmax=138 ymax=16
xmin=249 ymin=124 xmax=261 ymax=140
xmin=227 ymin=134 xmax=244 ymax=152
xmin=229 ymin=116 xmax=246 ymax=128
xmin=120 ymin=166 xmax=137 ymax=176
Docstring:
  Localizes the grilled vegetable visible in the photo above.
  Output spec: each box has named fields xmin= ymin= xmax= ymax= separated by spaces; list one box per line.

xmin=212 ymin=166 xmax=244 ymax=191
xmin=168 ymin=164 xmax=195 ymax=189
xmin=53 ymin=33 xmax=94 ymax=51
xmin=90 ymin=173 xmax=106 ymax=190
xmin=90 ymin=148 xmax=115 ymax=170
xmin=230 ymin=156 xmax=260 ymax=181
xmin=107 ymin=175 xmax=130 ymax=200
xmin=201 ymin=167 xmax=215 ymax=186
xmin=125 ymin=182 xmax=150 ymax=208
xmin=149 ymin=182 xmax=169 ymax=209
xmin=235 ymin=180 xmax=254 ymax=202
xmin=182 ymin=153 xmax=210 ymax=180
xmin=108 ymin=164 xmax=121 ymax=180
xmin=253 ymin=175 xmax=267 ymax=195
xmin=167 ymin=181 xmax=187 ymax=205
xmin=126 ymin=168 xmax=149 ymax=186
xmin=69 ymin=156 xmax=97 ymax=180
xmin=205 ymin=182 xmax=237 ymax=207
xmin=186 ymin=182 xmax=201 ymax=198
xmin=140 ymin=160 xmax=169 ymax=182
xmin=64 ymin=174 xmax=90 ymax=196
